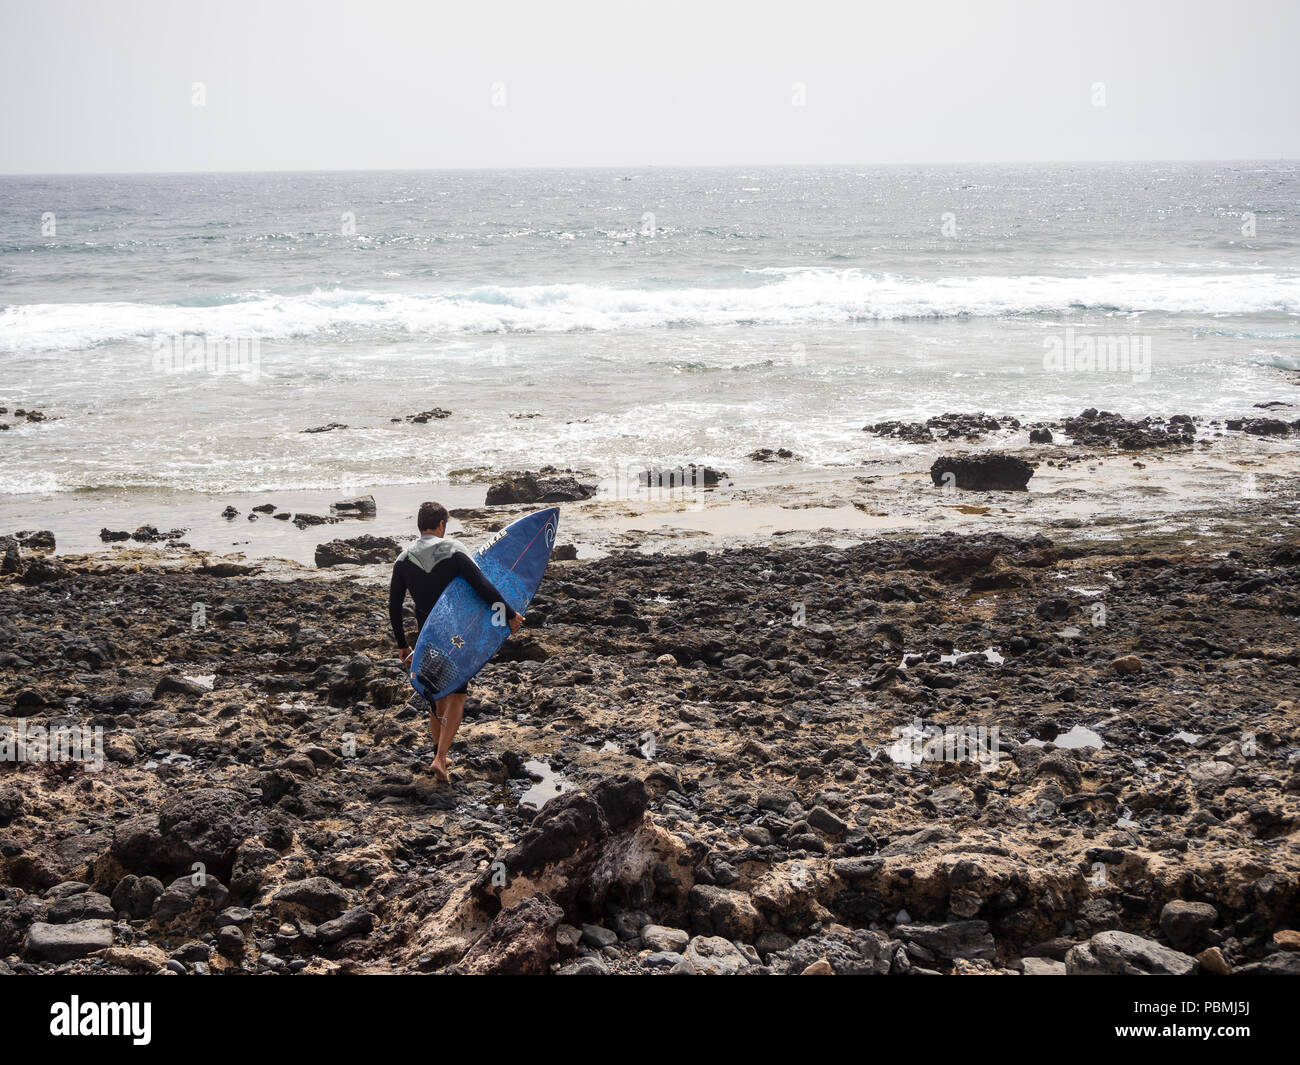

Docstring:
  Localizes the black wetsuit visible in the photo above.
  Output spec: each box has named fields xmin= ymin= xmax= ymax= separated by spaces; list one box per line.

xmin=389 ymin=547 xmax=518 ymax=696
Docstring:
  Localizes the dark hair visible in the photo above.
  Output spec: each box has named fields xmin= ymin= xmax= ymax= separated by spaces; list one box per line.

xmin=417 ymin=501 xmax=448 ymax=533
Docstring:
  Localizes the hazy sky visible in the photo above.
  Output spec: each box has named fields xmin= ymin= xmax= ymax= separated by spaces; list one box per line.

xmin=2 ymin=0 xmax=1298 ymax=173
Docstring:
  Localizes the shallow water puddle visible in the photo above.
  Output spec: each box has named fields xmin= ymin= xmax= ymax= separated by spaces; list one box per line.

xmin=899 ymin=646 xmax=1004 ymax=668
xmin=884 ymin=722 xmax=928 ymax=766
xmin=1025 ymin=724 xmax=1105 ymax=750
xmin=520 ymin=759 xmax=567 ymax=809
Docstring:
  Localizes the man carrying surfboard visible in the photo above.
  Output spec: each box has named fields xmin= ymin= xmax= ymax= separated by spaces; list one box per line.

xmin=390 ymin=502 xmax=523 ymax=784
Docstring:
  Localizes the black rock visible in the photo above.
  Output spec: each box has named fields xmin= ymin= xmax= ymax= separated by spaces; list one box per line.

xmin=930 ymin=453 xmax=1033 ymax=491
xmin=314 ymin=535 xmax=400 ymax=568
xmin=485 ymin=472 xmax=597 ymax=505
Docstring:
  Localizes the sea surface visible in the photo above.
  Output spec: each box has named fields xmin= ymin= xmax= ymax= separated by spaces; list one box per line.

xmin=2 ymin=163 xmax=1299 ymax=500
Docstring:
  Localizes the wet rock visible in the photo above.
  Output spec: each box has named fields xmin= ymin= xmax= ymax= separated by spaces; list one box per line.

xmin=130 ymin=525 xmax=186 ymax=543
xmin=291 ymin=513 xmax=340 ymax=531
xmin=1064 ymin=409 xmax=1193 ymax=449
xmin=403 ymin=409 xmax=452 ymax=423
xmin=1065 ymin=930 xmax=1198 ymax=975
xmin=639 ymin=465 xmax=728 ymax=489
xmin=930 ymin=453 xmax=1033 ymax=491
xmin=748 ymin=447 xmax=797 ymax=462
xmin=12 ymin=530 xmax=55 ymax=553
xmin=329 ymin=495 xmax=377 ymax=518
xmin=314 ymin=535 xmax=400 ymax=568
xmin=485 ymin=472 xmax=597 ymax=505
xmin=198 ymin=561 xmax=259 ymax=577
xmin=1226 ymin=417 xmax=1292 ymax=436
xmin=1029 ymin=427 xmax=1054 ymax=444
xmin=865 ymin=413 xmax=1010 ymax=442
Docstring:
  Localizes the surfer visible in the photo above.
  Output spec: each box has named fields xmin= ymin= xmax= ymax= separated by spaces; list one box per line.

xmin=390 ymin=502 xmax=523 ymax=783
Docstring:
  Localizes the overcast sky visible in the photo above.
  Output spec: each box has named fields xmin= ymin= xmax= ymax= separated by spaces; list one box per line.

xmin=2 ymin=0 xmax=1297 ymax=173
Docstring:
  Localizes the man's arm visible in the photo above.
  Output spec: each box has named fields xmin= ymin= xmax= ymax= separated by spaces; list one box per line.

xmin=389 ymin=564 xmax=410 ymax=649
xmin=452 ymin=552 xmax=519 ymax=625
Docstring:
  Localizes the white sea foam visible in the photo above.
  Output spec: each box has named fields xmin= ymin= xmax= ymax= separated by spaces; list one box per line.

xmin=3 ymin=271 xmax=1299 ymax=351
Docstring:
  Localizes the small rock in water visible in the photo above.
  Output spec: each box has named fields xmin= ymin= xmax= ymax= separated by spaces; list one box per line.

xmin=329 ymin=495 xmax=377 ymax=518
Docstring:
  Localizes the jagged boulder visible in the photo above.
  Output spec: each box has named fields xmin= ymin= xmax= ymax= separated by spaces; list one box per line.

xmin=446 ymin=894 xmax=564 ymax=975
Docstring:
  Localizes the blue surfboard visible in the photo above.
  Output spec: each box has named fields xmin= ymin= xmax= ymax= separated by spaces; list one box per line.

xmin=409 ymin=507 xmax=559 ymax=701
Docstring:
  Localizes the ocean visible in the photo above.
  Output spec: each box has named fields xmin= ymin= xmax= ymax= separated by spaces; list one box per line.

xmin=2 ymin=162 xmax=1299 ymax=501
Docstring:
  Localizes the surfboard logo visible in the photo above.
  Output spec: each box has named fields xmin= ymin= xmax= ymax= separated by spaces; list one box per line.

xmin=544 ymin=522 xmax=555 ymax=548
xmin=451 ymin=634 xmax=465 ymax=649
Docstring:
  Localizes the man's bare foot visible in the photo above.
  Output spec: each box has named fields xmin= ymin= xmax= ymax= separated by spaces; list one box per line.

xmin=431 ymin=759 xmax=451 ymax=784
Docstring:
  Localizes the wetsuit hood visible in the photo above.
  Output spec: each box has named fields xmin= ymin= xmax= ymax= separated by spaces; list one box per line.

xmin=398 ymin=534 xmax=471 ymax=573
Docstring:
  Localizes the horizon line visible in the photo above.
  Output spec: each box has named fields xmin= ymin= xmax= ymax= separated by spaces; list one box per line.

xmin=0 ymin=156 xmax=1293 ymax=179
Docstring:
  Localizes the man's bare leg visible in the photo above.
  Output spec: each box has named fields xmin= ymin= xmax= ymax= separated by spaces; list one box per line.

xmin=428 ymin=699 xmax=442 ymax=748
xmin=431 ymin=693 xmax=465 ymax=783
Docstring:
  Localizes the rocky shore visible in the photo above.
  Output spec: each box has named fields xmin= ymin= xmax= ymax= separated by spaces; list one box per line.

xmin=2 ymin=513 xmax=1298 ymax=975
